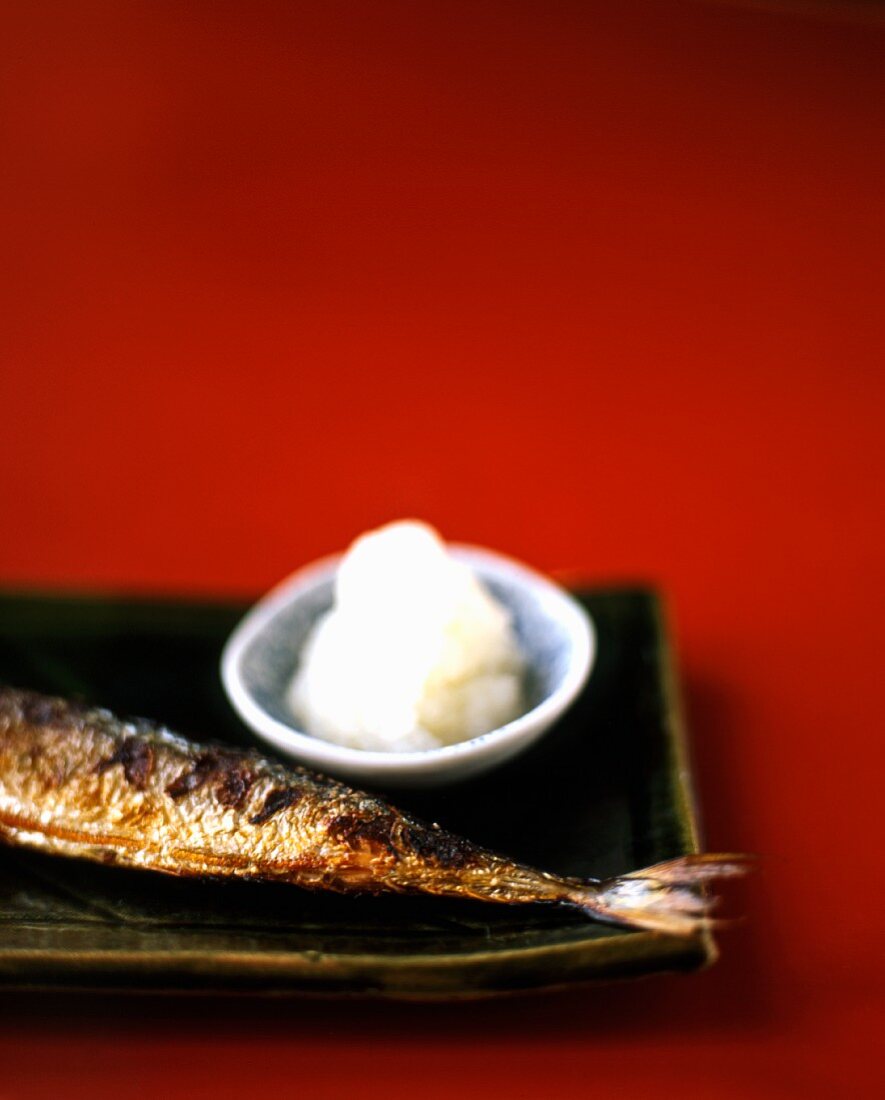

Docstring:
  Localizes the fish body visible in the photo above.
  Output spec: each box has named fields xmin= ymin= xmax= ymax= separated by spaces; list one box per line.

xmin=0 ymin=688 xmax=744 ymax=934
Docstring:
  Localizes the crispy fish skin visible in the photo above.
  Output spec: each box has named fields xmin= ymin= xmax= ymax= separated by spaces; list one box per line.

xmin=0 ymin=688 xmax=745 ymax=933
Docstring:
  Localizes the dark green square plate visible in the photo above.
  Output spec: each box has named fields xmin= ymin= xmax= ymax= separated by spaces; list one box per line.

xmin=0 ymin=587 xmax=712 ymax=997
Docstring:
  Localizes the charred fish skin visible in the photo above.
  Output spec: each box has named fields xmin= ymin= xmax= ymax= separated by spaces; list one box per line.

xmin=0 ymin=687 xmax=564 ymax=901
xmin=0 ymin=688 xmax=746 ymax=933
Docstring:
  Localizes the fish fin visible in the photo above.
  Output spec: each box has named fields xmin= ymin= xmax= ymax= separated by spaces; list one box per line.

xmin=569 ymin=854 xmax=752 ymax=936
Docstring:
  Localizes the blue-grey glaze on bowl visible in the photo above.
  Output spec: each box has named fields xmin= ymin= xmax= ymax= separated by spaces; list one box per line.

xmin=222 ymin=547 xmax=595 ymax=786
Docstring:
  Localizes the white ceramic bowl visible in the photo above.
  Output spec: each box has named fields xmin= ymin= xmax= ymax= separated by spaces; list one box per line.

xmin=220 ymin=546 xmax=595 ymax=787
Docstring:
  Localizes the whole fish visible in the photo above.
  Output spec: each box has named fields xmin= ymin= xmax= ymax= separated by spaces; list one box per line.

xmin=0 ymin=688 xmax=745 ymax=934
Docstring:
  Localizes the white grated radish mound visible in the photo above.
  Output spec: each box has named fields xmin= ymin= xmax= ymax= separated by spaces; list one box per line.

xmin=288 ymin=521 xmax=525 ymax=753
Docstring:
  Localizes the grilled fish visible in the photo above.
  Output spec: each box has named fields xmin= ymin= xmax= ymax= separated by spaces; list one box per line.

xmin=0 ymin=688 xmax=745 ymax=934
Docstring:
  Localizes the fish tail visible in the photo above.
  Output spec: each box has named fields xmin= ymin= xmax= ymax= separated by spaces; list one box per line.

xmin=569 ymin=854 xmax=751 ymax=936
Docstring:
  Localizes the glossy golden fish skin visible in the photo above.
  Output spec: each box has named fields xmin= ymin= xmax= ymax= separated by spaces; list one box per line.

xmin=0 ymin=688 xmax=746 ymax=934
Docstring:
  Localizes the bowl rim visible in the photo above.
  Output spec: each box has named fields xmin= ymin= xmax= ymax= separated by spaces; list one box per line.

xmin=220 ymin=544 xmax=595 ymax=780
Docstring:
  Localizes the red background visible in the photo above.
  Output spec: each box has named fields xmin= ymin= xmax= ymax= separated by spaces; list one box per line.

xmin=1 ymin=1 xmax=883 ymax=1097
